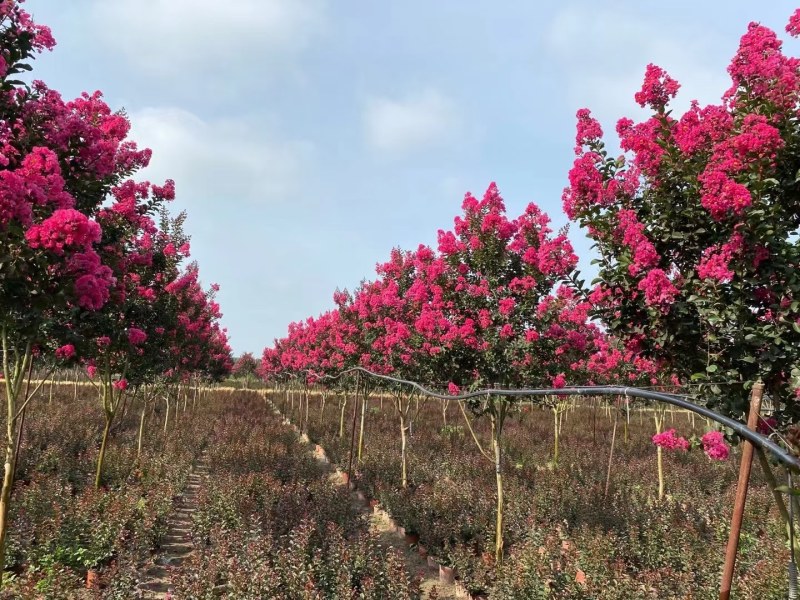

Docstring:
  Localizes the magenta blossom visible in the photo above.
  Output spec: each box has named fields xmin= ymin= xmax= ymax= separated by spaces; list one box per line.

xmin=113 ymin=378 xmax=128 ymax=391
xmin=652 ymin=428 xmax=690 ymax=451
xmin=55 ymin=344 xmax=75 ymax=360
xmin=127 ymin=327 xmax=147 ymax=346
xmin=701 ymin=430 xmax=730 ymax=460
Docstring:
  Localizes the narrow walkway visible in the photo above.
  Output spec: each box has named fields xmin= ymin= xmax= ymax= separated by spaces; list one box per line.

xmin=137 ymin=452 xmax=208 ymax=599
xmin=264 ymin=394 xmax=467 ymax=600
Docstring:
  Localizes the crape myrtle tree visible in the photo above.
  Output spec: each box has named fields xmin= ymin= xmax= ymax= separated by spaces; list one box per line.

xmin=564 ymin=10 xmax=800 ymax=422
xmin=261 ymin=184 xmax=607 ymax=563
xmin=436 ymin=183 xmax=602 ymax=562
xmin=232 ymin=351 xmax=259 ymax=389
xmin=304 ymin=310 xmax=351 ymax=430
xmin=350 ymin=247 xmax=437 ymax=489
xmin=56 ymin=185 xmax=188 ymax=488
xmin=163 ymin=263 xmax=233 ymax=427
xmin=0 ymin=1 xmax=152 ymax=581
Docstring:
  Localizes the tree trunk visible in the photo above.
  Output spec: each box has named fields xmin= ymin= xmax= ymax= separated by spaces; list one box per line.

xmin=338 ymin=394 xmax=348 ymax=438
xmin=137 ymin=399 xmax=147 ymax=460
xmin=357 ymin=394 xmax=367 ymax=464
xmin=442 ymin=400 xmax=448 ymax=427
xmin=655 ymin=413 xmax=664 ymax=500
xmin=319 ymin=393 xmax=326 ymax=425
xmin=400 ymin=413 xmax=408 ymax=488
xmin=95 ymin=412 xmax=113 ymax=489
xmin=163 ymin=396 xmax=170 ymax=437
xmin=604 ymin=411 xmax=618 ymax=498
xmin=0 ymin=439 xmax=15 ymax=587
xmin=492 ymin=413 xmax=505 ymax=563
xmin=553 ymin=407 xmax=560 ymax=466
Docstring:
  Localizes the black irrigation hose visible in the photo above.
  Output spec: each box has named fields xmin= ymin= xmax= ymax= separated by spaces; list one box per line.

xmin=298 ymin=366 xmax=800 ymax=473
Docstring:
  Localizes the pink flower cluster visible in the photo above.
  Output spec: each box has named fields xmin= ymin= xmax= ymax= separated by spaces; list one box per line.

xmin=700 ymin=431 xmax=730 ymax=460
xmin=637 ymin=269 xmax=678 ymax=312
xmin=697 ymin=233 xmax=743 ymax=283
xmin=25 ymin=208 xmax=101 ymax=254
xmin=127 ymin=328 xmax=147 ymax=346
xmin=616 ymin=209 xmax=658 ymax=276
xmin=634 ymin=64 xmax=680 ymax=110
xmin=652 ymin=428 xmax=690 ymax=451
xmin=55 ymin=344 xmax=75 ymax=360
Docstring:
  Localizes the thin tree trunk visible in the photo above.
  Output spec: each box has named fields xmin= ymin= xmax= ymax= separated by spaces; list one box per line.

xmin=357 ymin=393 xmax=367 ymax=464
xmin=0 ymin=333 xmax=32 ymax=588
xmin=137 ymin=399 xmax=147 ymax=460
xmin=338 ymin=393 xmax=348 ymax=438
xmin=163 ymin=396 xmax=170 ymax=436
xmin=492 ymin=410 xmax=505 ymax=563
xmin=553 ymin=406 xmax=560 ymax=466
xmin=604 ymin=410 xmax=618 ymax=498
xmin=655 ymin=412 xmax=664 ymax=500
xmin=400 ymin=413 xmax=408 ymax=488
xmin=95 ymin=412 xmax=113 ymax=489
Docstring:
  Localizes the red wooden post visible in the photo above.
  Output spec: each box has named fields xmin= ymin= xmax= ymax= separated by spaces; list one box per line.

xmin=719 ymin=380 xmax=764 ymax=600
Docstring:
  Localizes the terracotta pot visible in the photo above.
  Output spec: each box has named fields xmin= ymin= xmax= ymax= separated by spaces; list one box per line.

xmin=439 ymin=564 xmax=455 ymax=585
xmin=417 ymin=544 xmax=428 ymax=559
xmin=404 ymin=532 xmax=419 ymax=545
xmin=86 ymin=569 xmax=99 ymax=590
xmin=340 ymin=472 xmax=349 ymax=485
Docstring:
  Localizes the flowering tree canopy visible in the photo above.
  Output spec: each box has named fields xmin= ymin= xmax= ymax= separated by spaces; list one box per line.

xmin=564 ymin=11 xmax=800 ymax=420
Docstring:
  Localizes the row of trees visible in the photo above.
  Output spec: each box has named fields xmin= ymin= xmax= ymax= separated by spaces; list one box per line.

xmin=0 ymin=1 xmax=232 ymax=583
xmin=260 ymin=7 xmax=800 ymax=561
xmin=262 ymin=6 xmax=800 ymax=426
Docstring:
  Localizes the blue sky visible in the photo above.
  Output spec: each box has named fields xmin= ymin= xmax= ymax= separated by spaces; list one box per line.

xmin=24 ymin=1 xmax=798 ymax=355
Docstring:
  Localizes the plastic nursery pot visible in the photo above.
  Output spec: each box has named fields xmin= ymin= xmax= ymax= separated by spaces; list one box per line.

xmin=86 ymin=569 xmax=100 ymax=590
xmin=404 ymin=531 xmax=420 ymax=545
xmin=439 ymin=564 xmax=456 ymax=585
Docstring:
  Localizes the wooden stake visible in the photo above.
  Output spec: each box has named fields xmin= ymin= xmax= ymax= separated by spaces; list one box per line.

xmin=719 ymin=381 xmax=764 ymax=600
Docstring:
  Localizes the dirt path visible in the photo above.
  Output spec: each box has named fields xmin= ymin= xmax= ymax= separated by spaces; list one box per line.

xmin=265 ymin=394 xmax=468 ymax=600
xmin=136 ymin=452 xmax=208 ymax=599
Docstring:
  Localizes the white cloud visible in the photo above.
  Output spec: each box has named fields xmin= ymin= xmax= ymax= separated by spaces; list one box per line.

xmin=129 ymin=107 xmax=312 ymax=204
xmin=364 ymin=89 xmax=459 ymax=155
xmin=545 ymin=5 xmax=731 ymax=129
xmin=91 ymin=0 xmax=324 ymax=73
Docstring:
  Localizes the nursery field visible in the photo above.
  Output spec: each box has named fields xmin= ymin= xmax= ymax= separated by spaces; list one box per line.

xmin=0 ymin=385 xmax=425 ymax=599
xmin=274 ymin=388 xmax=788 ymax=599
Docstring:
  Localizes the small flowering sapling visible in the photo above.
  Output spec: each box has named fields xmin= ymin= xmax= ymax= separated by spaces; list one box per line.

xmin=232 ymin=352 xmax=259 ymax=389
xmin=351 ymin=246 xmax=444 ymax=488
xmin=651 ymin=425 xmax=730 ymax=498
xmin=564 ymin=10 xmax=800 ymax=421
xmin=435 ymin=184 xmax=600 ymax=562
xmin=59 ymin=187 xmax=186 ymax=488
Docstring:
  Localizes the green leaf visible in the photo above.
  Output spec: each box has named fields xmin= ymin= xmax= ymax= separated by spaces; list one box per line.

xmin=706 ymin=365 xmax=718 ymax=373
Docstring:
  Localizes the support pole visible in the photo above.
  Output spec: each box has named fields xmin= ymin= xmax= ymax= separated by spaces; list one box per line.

xmin=719 ymin=380 xmax=764 ymax=600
